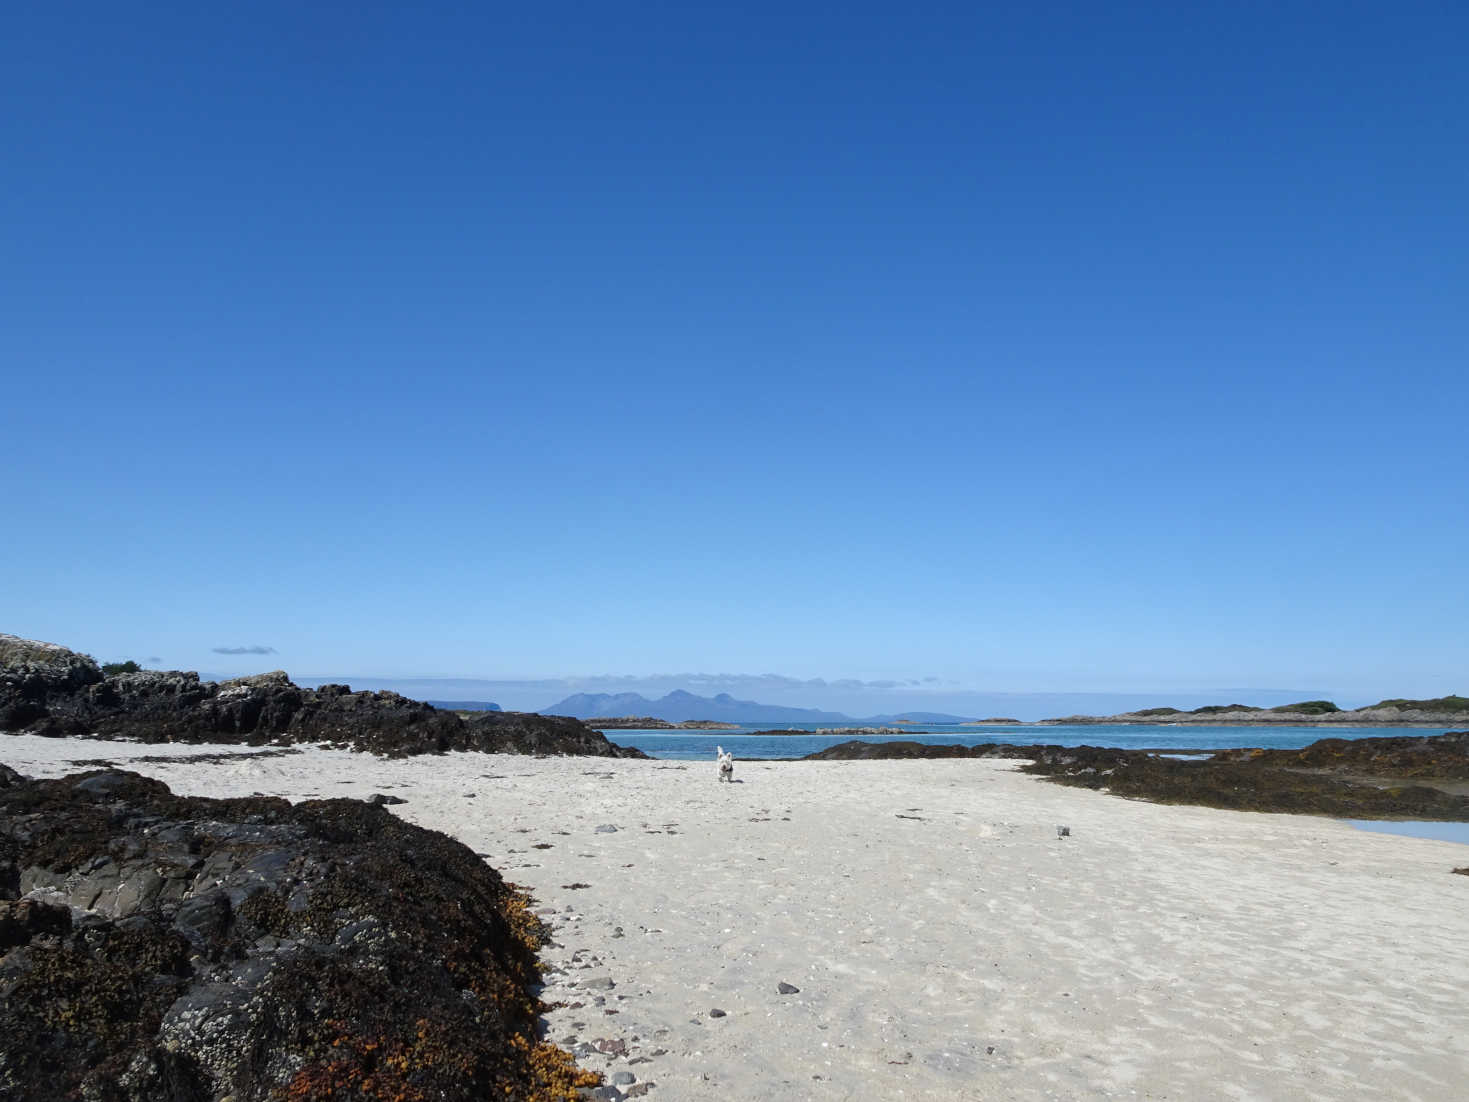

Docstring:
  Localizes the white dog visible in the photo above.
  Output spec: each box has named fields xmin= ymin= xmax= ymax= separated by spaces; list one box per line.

xmin=716 ymin=745 xmax=734 ymax=783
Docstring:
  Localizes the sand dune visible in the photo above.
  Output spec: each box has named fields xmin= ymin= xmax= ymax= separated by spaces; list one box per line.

xmin=4 ymin=734 xmax=1466 ymax=1101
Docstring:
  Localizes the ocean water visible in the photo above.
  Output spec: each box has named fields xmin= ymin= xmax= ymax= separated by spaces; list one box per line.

xmin=1347 ymin=820 xmax=1469 ymax=845
xmin=596 ymin=723 xmax=1461 ymax=761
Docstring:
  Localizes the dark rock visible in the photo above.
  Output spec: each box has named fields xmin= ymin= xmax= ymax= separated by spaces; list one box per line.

xmin=803 ymin=740 xmax=1043 ymax=761
xmin=368 ymin=793 xmax=408 ymax=805
xmin=1211 ymin=731 xmax=1469 ymax=780
xmin=0 ymin=768 xmax=601 ymax=1101
xmin=1023 ymin=742 xmax=1469 ymax=820
xmin=463 ymin=710 xmax=647 ymax=758
xmin=802 ymin=732 xmax=1469 ymax=820
xmin=777 ymin=981 xmax=800 ymax=994
xmin=708 ymin=1007 xmax=726 ymax=1017
xmin=0 ymin=898 xmax=72 ymax=949
xmin=1 ymin=632 xmax=647 ymax=759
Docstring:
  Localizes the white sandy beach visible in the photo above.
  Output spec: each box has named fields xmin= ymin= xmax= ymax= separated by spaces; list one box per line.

xmin=4 ymin=734 xmax=1467 ymax=1101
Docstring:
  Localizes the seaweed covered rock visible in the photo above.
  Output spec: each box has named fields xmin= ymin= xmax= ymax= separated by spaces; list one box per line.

xmin=0 ymin=633 xmax=645 ymax=759
xmin=1211 ymin=731 xmax=1469 ymax=779
xmin=1023 ymin=745 xmax=1469 ymax=820
xmin=0 ymin=768 xmax=598 ymax=1101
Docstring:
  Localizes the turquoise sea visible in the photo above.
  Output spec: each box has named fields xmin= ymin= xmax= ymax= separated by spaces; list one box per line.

xmin=598 ymin=722 xmax=1461 ymax=761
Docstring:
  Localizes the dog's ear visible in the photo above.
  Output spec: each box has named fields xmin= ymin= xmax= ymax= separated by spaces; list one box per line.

xmin=716 ymin=746 xmax=723 ymax=757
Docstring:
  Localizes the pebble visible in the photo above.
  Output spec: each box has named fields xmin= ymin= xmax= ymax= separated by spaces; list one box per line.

xmin=595 ymin=824 xmax=619 ymax=833
xmin=610 ymin=1071 xmax=637 ymax=1085
xmin=708 ymin=1008 xmax=726 ymax=1018
xmin=777 ymin=981 xmax=800 ymax=994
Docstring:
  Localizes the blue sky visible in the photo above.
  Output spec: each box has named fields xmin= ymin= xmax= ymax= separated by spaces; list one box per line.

xmin=4 ymin=2 xmax=1465 ymax=714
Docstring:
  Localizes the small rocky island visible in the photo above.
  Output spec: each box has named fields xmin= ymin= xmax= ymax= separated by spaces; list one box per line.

xmin=0 ymin=634 xmax=645 ymax=759
xmin=1037 ymin=697 xmax=1469 ymax=727
xmin=586 ymin=716 xmax=740 ymax=730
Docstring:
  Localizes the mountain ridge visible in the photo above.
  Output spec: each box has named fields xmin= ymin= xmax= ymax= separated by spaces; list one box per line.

xmin=541 ymin=689 xmax=969 ymax=725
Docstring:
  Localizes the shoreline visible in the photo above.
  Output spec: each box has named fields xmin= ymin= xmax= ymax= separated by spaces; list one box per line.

xmin=3 ymin=734 xmax=1466 ymax=1100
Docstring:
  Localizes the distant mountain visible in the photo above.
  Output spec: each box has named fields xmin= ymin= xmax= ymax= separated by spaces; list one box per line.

xmin=427 ymin=700 xmax=502 ymax=712
xmin=541 ymin=690 xmax=969 ymax=725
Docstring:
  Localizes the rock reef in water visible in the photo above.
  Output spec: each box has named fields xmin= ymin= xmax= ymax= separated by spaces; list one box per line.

xmin=0 ymin=764 xmax=598 ymax=1101
xmin=585 ymin=716 xmax=741 ymax=730
xmin=0 ymin=633 xmax=645 ymax=758
xmin=803 ymin=739 xmax=1041 ymax=760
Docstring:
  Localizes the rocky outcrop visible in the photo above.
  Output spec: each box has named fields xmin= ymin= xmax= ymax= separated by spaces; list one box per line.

xmin=0 ymin=633 xmax=645 ymax=758
xmin=803 ymin=740 xmax=1042 ymax=760
xmin=463 ymin=710 xmax=653 ymax=754
xmin=0 ymin=767 xmax=598 ymax=1101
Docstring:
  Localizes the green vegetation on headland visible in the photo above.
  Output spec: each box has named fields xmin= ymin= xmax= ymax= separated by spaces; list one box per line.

xmin=1373 ymin=694 xmax=1469 ymax=713
xmin=1272 ymin=699 xmax=1341 ymax=714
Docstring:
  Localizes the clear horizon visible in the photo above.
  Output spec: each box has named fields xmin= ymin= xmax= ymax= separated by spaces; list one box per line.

xmin=5 ymin=4 xmax=1465 ymax=696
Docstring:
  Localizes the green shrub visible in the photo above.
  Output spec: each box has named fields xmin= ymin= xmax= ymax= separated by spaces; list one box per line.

xmin=1270 ymin=700 xmax=1340 ymax=715
xmin=101 ymin=660 xmax=142 ymax=676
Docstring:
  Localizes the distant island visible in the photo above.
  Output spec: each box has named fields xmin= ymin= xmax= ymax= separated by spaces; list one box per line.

xmin=586 ymin=716 xmax=740 ymax=730
xmin=542 ymin=689 xmax=969 ymax=726
xmin=961 ymin=717 xmax=1023 ymax=725
xmin=1037 ymin=696 xmax=1469 ymax=727
xmin=749 ymin=726 xmax=919 ymax=736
